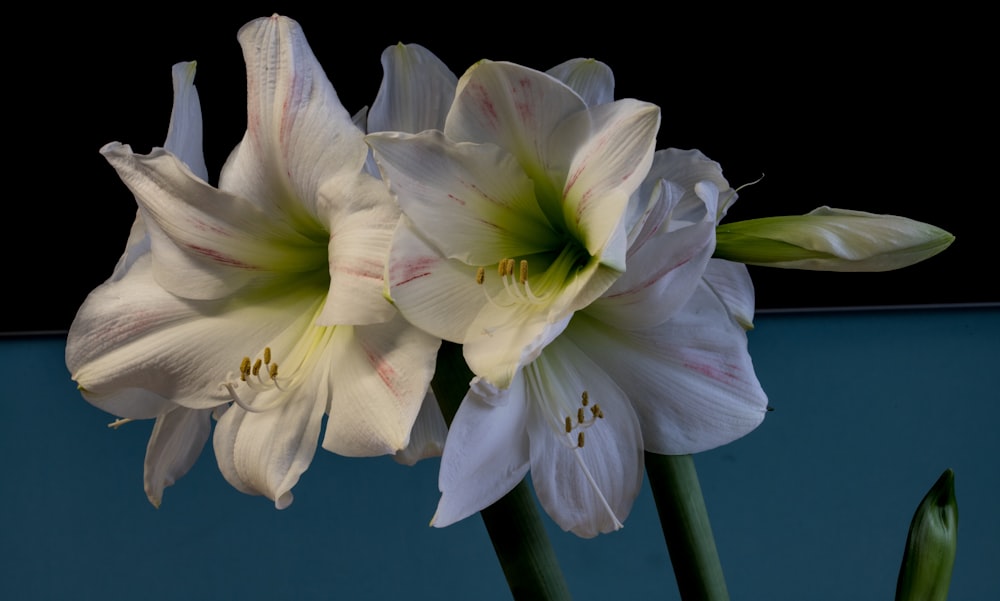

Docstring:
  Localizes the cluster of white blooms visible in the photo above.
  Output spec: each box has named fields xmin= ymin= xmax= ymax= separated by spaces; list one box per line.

xmin=67 ymin=14 xmax=952 ymax=537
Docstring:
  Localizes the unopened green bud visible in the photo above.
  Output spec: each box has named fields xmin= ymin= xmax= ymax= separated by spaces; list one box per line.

xmin=714 ymin=206 xmax=954 ymax=272
xmin=895 ymin=469 xmax=958 ymax=601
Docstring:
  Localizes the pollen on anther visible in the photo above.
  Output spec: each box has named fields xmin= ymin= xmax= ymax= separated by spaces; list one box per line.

xmin=239 ymin=356 xmax=251 ymax=381
xmin=565 ymin=416 xmax=572 ymax=433
xmin=591 ymin=404 xmax=604 ymax=419
xmin=577 ymin=432 xmax=585 ymax=447
xmin=519 ymin=260 xmax=528 ymax=284
xmin=476 ymin=266 xmax=485 ymax=284
xmin=252 ymin=358 xmax=262 ymax=376
xmin=577 ymin=407 xmax=585 ymax=424
xmin=269 ymin=363 xmax=279 ymax=379
xmin=581 ymin=391 xmax=589 ymax=406
xmin=263 ymin=347 xmax=271 ymax=364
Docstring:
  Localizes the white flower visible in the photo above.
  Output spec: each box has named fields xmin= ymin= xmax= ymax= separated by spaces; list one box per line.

xmin=714 ymin=206 xmax=955 ymax=271
xmin=368 ymin=53 xmax=766 ymax=537
xmin=367 ymin=58 xmax=660 ymax=389
xmin=433 ymin=149 xmax=768 ymax=537
xmin=66 ymin=15 xmax=438 ymax=508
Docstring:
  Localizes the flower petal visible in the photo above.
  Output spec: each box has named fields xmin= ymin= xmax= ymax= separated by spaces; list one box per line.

xmin=525 ymin=336 xmax=643 ymax=538
xmin=101 ymin=143 xmax=328 ymax=300
xmin=368 ymin=43 xmax=457 ymax=134
xmin=445 ymin=60 xmax=587 ymax=186
xmin=164 ymin=61 xmax=207 ymax=180
xmin=566 ymin=266 xmax=767 ymax=454
xmin=546 ymin=58 xmax=615 ymax=107
xmin=553 ymin=98 xmax=660 ymax=270
xmin=392 ymin=390 xmax=448 ymax=466
xmin=432 ymin=376 xmax=531 ymax=528
xmin=367 ymin=129 xmax=559 ymax=263
xmin=316 ymin=173 xmax=400 ymax=325
xmin=213 ymin=384 xmax=327 ymax=509
xmin=321 ymin=314 xmax=440 ymax=456
xmin=143 ymin=406 xmax=213 ymax=507
xmin=66 ymin=254 xmax=324 ymax=416
xmin=219 ymin=15 xmax=367 ymax=222
xmin=587 ymin=179 xmax=717 ymax=329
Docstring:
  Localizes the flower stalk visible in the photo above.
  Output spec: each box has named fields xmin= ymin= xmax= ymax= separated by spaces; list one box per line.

xmin=431 ymin=341 xmax=572 ymax=601
xmin=645 ymin=452 xmax=730 ymax=601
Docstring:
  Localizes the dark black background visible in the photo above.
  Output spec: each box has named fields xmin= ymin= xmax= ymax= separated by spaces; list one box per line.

xmin=10 ymin=6 xmax=995 ymax=334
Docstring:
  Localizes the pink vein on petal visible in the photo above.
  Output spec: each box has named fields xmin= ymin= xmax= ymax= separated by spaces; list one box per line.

xmin=390 ymin=256 xmax=439 ymax=286
xmin=682 ymin=360 xmax=741 ymax=384
xmin=187 ymin=244 xmax=256 ymax=269
xmin=362 ymin=340 xmax=401 ymax=399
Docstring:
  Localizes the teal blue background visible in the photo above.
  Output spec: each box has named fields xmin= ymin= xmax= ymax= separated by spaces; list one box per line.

xmin=2 ymin=305 xmax=997 ymax=600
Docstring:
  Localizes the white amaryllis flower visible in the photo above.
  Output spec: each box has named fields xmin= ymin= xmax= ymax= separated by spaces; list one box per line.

xmin=368 ymin=54 xmax=766 ymax=537
xmin=66 ymin=15 xmax=438 ymax=508
xmin=367 ymin=59 xmax=660 ymax=389
xmin=433 ymin=148 xmax=768 ymax=537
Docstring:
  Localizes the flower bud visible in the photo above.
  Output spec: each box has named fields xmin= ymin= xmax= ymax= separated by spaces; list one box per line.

xmin=714 ymin=206 xmax=954 ymax=272
xmin=895 ymin=469 xmax=958 ymax=601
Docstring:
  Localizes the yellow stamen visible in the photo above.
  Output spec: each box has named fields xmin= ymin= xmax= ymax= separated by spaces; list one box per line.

xmin=476 ymin=266 xmax=485 ymax=284
xmin=581 ymin=391 xmax=589 ymax=406
xmin=252 ymin=358 xmax=262 ymax=376
xmin=269 ymin=363 xmax=279 ymax=379
xmin=263 ymin=347 xmax=271 ymax=364
xmin=577 ymin=432 xmax=585 ymax=447
xmin=565 ymin=416 xmax=573 ymax=433
xmin=519 ymin=259 xmax=528 ymax=284
xmin=577 ymin=407 xmax=585 ymax=424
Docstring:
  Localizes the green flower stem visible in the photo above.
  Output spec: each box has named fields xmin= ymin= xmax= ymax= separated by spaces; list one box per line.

xmin=645 ymin=452 xmax=730 ymax=601
xmin=431 ymin=341 xmax=572 ymax=601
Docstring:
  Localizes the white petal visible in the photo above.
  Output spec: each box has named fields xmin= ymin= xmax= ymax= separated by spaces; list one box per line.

xmin=546 ymin=58 xmax=615 ymax=107
xmin=524 ymin=336 xmax=643 ymax=538
xmin=385 ymin=220 xmax=490 ymax=343
xmin=554 ymin=99 xmax=660 ymax=270
xmin=101 ymin=143 xmax=327 ymax=300
xmin=143 ymin=406 xmax=213 ymax=507
xmin=567 ymin=279 xmax=767 ymax=455
xmin=164 ymin=62 xmax=207 ymax=180
xmin=368 ymin=130 xmax=559 ymax=263
xmin=393 ymin=390 xmax=448 ymax=465
xmin=445 ymin=60 xmax=586 ymax=186
xmin=701 ymin=259 xmax=756 ymax=330
xmin=316 ymin=173 xmax=400 ymax=325
xmin=66 ymin=253 xmax=325 ymax=416
xmin=588 ymin=213 xmax=715 ymax=329
xmin=646 ymin=148 xmax=736 ymax=222
xmin=321 ymin=314 xmax=440 ymax=457
xmin=219 ymin=15 xmax=367 ymax=221
xmin=433 ymin=376 xmax=531 ymax=528
xmin=213 ymin=386 xmax=327 ymax=509
xmin=368 ymin=43 xmax=457 ymax=134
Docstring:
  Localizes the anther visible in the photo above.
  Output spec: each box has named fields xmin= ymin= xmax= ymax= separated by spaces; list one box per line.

xmin=263 ymin=347 xmax=271 ymax=364
xmin=577 ymin=432 xmax=585 ymax=448
xmin=505 ymin=258 xmax=515 ymax=276
xmin=476 ymin=266 xmax=485 ymax=284
xmin=565 ymin=416 xmax=573 ymax=433
xmin=252 ymin=358 xmax=262 ymax=376
xmin=581 ymin=391 xmax=589 ymax=406
xmin=591 ymin=404 xmax=604 ymax=419
xmin=269 ymin=363 xmax=279 ymax=379
xmin=240 ymin=356 xmax=251 ymax=381
xmin=577 ymin=407 xmax=585 ymax=424
xmin=519 ymin=259 xmax=528 ymax=284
